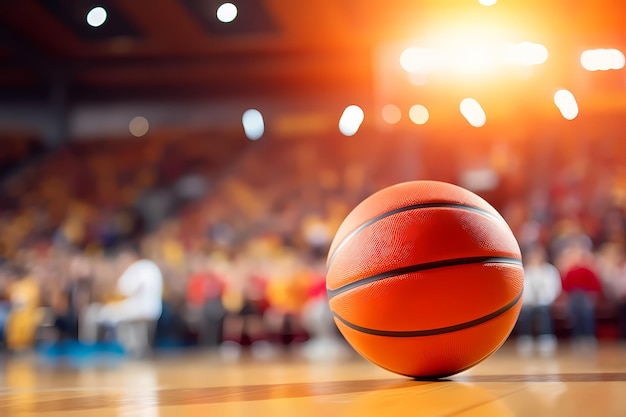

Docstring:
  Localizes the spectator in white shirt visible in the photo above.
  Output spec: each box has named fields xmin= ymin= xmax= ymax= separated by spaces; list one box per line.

xmin=81 ymin=245 xmax=163 ymax=356
xmin=517 ymin=244 xmax=562 ymax=356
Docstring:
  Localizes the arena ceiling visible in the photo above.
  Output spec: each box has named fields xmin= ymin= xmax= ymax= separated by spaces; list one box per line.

xmin=0 ymin=0 xmax=626 ymax=145
xmin=1 ymin=0 xmax=625 ymax=102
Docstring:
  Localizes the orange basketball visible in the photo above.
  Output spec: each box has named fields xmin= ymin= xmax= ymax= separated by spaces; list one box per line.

xmin=326 ymin=180 xmax=524 ymax=379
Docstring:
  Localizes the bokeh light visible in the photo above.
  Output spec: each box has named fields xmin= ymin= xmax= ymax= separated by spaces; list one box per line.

xmin=554 ymin=89 xmax=579 ymax=120
xmin=217 ymin=3 xmax=238 ymax=23
xmin=400 ymin=36 xmax=549 ymax=77
xmin=381 ymin=104 xmax=401 ymax=124
xmin=479 ymin=0 xmax=497 ymax=6
xmin=408 ymin=105 xmax=429 ymax=125
xmin=400 ymin=47 xmax=438 ymax=73
xmin=460 ymin=98 xmax=486 ymax=127
xmin=580 ymin=48 xmax=625 ymax=71
xmin=86 ymin=6 xmax=107 ymax=27
xmin=129 ymin=116 xmax=149 ymax=137
xmin=242 ymin=109 xmax=264 ymax=140
xmin=339 ymin=105 xmax=364 ymax=136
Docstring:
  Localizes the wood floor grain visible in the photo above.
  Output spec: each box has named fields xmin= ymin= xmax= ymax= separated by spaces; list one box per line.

xmin=1 ymin=341 xmax=625 ymax=417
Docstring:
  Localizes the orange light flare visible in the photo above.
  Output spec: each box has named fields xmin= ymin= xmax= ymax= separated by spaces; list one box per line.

xmin=373 ymin=3 xmax=626 ymax=127
xmin=415 ymin=12 xmax=570 ymax=108
xmin=399 ymin=35 xmax=549 ymax=80
xmin=393 ymin=28 xmax=553 ymax=121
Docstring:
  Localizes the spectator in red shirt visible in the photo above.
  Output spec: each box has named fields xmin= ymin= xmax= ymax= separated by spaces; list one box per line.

xmin=185 ymin=254 xmax=226 ymax=348
xmin=559 ymin=244 xmax=602 ymax=346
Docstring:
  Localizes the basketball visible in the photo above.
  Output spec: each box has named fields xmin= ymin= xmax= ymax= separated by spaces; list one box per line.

xmin=326 ymin=180 xmax=524 ymax=379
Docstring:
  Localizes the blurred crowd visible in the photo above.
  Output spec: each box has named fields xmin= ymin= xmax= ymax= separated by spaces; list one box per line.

xmin=1 ymin=128 xmax=626 ymax=359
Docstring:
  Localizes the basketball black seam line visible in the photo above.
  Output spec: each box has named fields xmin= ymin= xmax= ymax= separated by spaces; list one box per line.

xmin=326 ymin=202 xmax=506 ymax=271
xmin=326 ymin=256 xmax=523 ymax=299
xmin=332 ymin=288 xmax=523 ymax=338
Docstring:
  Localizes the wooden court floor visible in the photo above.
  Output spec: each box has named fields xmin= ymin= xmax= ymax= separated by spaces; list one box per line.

xmin=1 ymin=340 xmax=625 ymax=417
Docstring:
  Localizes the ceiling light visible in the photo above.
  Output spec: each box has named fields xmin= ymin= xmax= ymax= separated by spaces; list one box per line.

xmin=339 ymin=105 xmax=364 ymax=136
xmin=217 ymin=3 xmax=238 ymax=23
xmin=86 ymin=6 xmax=107 ymax=27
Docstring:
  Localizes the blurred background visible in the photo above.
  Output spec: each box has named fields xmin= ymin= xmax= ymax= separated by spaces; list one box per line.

xmin=1 ymin=0 xmax=626 ymax=363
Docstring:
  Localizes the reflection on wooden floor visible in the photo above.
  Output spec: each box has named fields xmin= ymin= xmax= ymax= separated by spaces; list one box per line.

xmin=1 ymin=341 xmax=625 ymax=417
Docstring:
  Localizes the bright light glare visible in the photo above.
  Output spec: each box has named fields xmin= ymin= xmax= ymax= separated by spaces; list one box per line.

xmin=479 ymin=0 xmax=497 ymax=6
xmin=400 ymin=47 xmax=439 ymax=73
xmin=242 ymin=109 xmax=264 ymax=140
xmin=217 ymin=3 xmax=238 ymax=23
xmin=129 ymin=116 xmax=149 ymax=137
xmin=580 ymin=49 xmax=625 ymax=71
xmin=400 ymin=44 xmax=497 ymax=74
xmin=381 ymin=104 xmax=401 ymax=124
xmin=86 ymin=7 xmax=107 ymax=27
xmin=554 ymin=89 xmax=578 ymax=120
xmin=409 ymin=105 xmax=429 ymax=125
xmin=339 ymin=105 xmax=364 ymax=136
xmin=508 ymin=42 xmax=549 ymax=66
xmin=460 ymin=98 xmax=486 ymax=127
xmin=400 ymin=35 xmax=549 ymax=75
xmin=450 ymin=44 xmax=496 ymax=72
